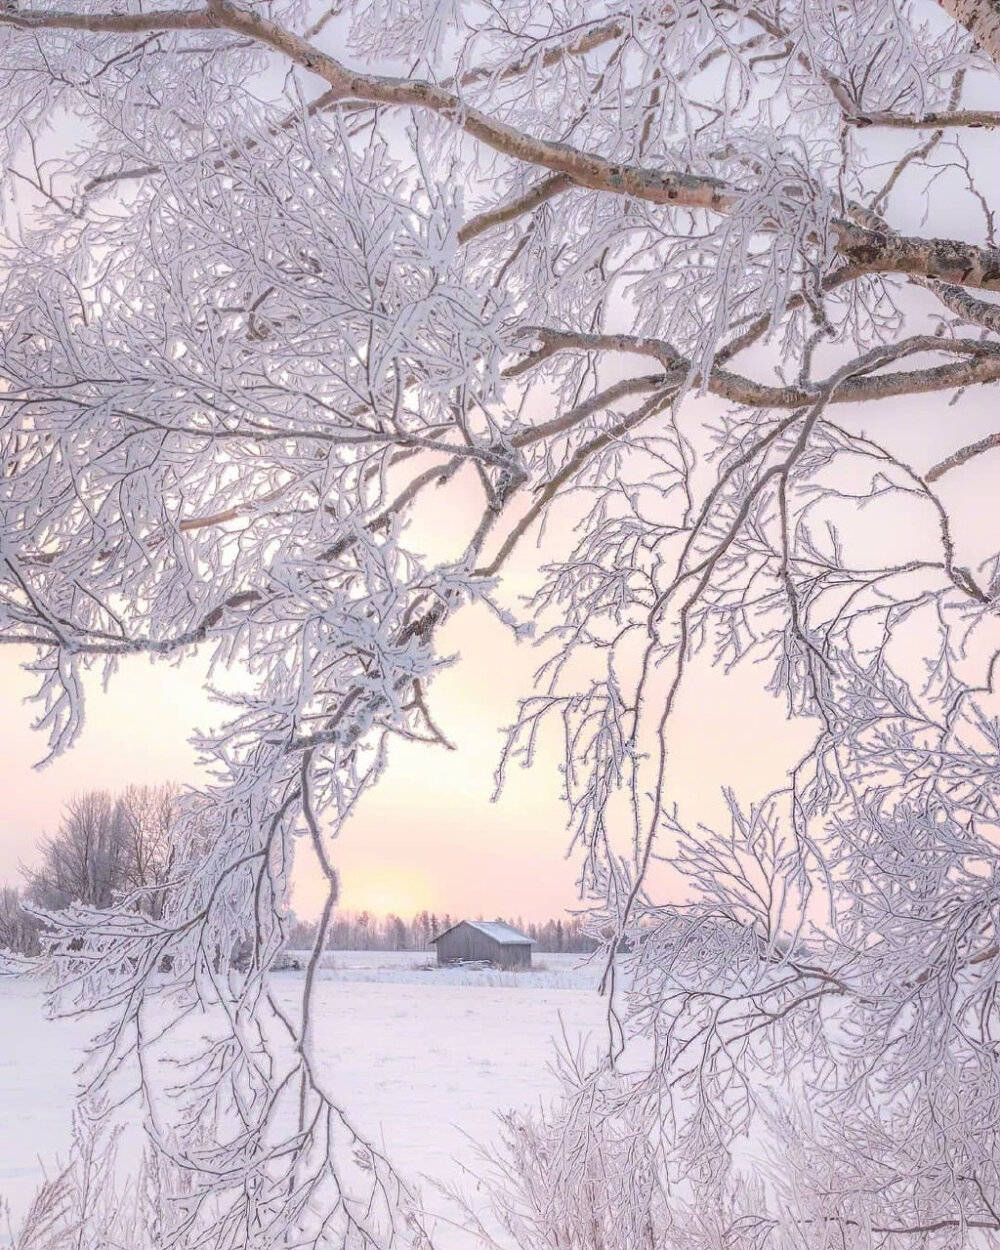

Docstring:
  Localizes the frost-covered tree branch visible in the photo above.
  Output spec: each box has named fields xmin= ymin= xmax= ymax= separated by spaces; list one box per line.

xmin=3 ymin=0 xmax=1000 ymax=1246
xmin=5 ymin=4 xmax=1000 ymax=289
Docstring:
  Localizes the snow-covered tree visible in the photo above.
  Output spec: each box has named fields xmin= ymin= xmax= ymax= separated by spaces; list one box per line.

xmin=2 ymin=1 xmax=1000 ymax=1246
xmin=24 ymin=784 xmax=178 ymax=914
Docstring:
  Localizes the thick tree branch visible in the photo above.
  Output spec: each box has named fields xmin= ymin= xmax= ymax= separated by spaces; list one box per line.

xmin=11 ymin=2 xmax=1000 ymax=292
xmin=80 ymin=18 xmax=625 ymax=196
xmin=0 ymin=5 xmax=215 ymax=33
xmin=520 ymin=328 xmax=1000 ymax=407
xmin=916 ymin=278 xmax=1000 ymax=333
xmin=458 ymin=174 xmax=574 ymax=244
xmin=936 ymin=0 xmax=1000 ymax=67
xmin=849 ymin=107 xmax=1000 ymax=128
xmin=926 ymin=431 xmax=1000 ymax=480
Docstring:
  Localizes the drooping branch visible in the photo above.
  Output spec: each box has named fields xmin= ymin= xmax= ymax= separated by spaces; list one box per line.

xmin=479 ymin=385 xmax=679 ymax=577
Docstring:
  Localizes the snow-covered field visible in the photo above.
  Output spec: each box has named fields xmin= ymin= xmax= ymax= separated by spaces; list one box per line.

xmin=295 ymin=946 xmax=603 ymax=988
xmin=0 ymin=951 xmax=607 ymax=1243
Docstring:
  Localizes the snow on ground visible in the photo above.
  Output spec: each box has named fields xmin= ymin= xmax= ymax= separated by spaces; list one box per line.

xmin=0 ymin=977 xmax=96 ymax=1220
xmin=294 ymin=947 xmax=604 ymax=988
xmin=0 ymin=952 xmax=608 ymax=1244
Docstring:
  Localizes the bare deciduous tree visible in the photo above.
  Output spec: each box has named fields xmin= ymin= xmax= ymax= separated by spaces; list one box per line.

xmin=0 ymin=884 xmax=41 ymax=957
xmin=1 ymin=1 xmax=1000 ymax=1246
xmin=24 ymin=785 xmax=177 ymax=917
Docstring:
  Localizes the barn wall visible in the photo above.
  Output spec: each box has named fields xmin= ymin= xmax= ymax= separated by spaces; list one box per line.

xmin=435 ymin=923 xmax=494 ymax=963
xmin=496 ymin=943 xmax=531 ymax=970
xmin=435 ymin=923 xmax=532 ymax=968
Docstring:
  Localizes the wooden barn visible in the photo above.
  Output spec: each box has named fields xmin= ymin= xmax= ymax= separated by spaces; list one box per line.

xmin=430 ymin=920 xmax=534 ymax=969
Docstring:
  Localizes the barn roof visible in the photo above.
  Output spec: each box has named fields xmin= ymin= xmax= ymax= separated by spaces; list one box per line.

xmin=431 ymin=919 xmax=535 ymax=946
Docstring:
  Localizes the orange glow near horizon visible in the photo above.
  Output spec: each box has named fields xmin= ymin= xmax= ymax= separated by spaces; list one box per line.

xmin=293 ymin=860 xmax=438 ymax=921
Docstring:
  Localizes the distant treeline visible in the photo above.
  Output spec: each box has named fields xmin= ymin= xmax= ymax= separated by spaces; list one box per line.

xmin=0 ymin=785 xmax=598 ymax=960
xmin=287 ymin=910 xmax=599 ymax=954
